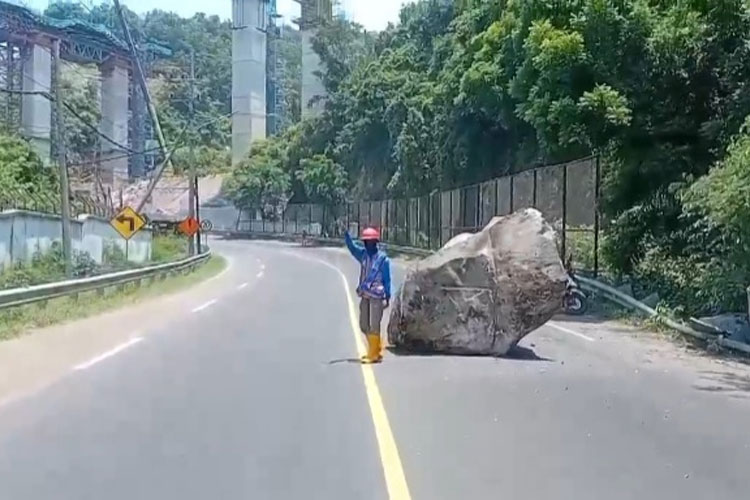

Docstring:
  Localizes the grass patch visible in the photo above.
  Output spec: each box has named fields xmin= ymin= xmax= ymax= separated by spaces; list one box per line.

xmin=0 ymin=255 xmax=226 ymax=341
xmin=151 ymin=234 xmax=189 ymax=262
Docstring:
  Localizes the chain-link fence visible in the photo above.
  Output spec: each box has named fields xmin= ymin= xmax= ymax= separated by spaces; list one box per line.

xmin=238 ymin=156 xmax=603 ymax=275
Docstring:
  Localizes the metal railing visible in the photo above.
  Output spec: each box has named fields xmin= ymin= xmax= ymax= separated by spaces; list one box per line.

xmin=0 ymin=251 xmax=210 ymax=311
xmin=578 ymin=276 xmax=750 ymax=355
xmin=236 ymin=155 xmax=603 ymax=275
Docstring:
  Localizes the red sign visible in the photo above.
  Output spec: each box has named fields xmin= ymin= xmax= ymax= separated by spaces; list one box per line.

xmin=177 ymin=217 xmax=200 ymax=237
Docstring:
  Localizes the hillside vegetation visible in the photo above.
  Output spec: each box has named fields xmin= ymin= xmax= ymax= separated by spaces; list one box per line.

xmin=227 ymin=0 xmax=750 ymax=316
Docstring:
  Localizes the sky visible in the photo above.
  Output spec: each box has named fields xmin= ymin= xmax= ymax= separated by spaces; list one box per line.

xmin=22 ymin=0 xmax=409 ymax=31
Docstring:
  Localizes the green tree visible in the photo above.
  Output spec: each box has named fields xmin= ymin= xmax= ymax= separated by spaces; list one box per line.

xmin=225 ymin=140 xmax=291 ymax=220
xmin=0 ymin=134 xmax=58 ymax=206
xmin=296 ymin=154 xmax=347 ymax=206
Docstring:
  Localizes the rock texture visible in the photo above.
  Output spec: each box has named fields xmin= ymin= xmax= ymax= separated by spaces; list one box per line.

xmin=388 ymin=209 xmax=568 ymax=355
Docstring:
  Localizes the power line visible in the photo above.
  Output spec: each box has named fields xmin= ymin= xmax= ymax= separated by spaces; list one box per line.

xmin=1 ymin=87 xmax=136 ymax=153
xmin=65 ymin=144 xmax=166 ymax=168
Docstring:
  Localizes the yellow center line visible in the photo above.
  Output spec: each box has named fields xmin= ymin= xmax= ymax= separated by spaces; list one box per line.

xmin=337 ymin=271 xmax=412 ymax=500
xmin=282 ymin=250 xmax=412 ymax=500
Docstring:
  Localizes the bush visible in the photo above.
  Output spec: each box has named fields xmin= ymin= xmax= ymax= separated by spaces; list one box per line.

xmin=633 ymin=246 xmax=749 ymax=317
xmin=0 ymin=242 xmax=97 ymax=288
xmin=151 ymin=235 xmax=188 ymax=262
xmin=102 ymin=242 xmax=127 ymax=269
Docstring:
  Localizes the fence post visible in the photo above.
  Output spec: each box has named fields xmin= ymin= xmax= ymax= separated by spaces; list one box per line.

xmin=384 ymin=201 xmax=389 ymax=243
xmin=282 ymin=204 xmax=286 ymax=234
xmin=449 ymin=189 xmax=454 ymax=239
xmin=594 ymin=155 xmax=601 ymax=278
xmin=476 ymin=185 xmax=481 ymax=230
xmin=509 ymin=175 xmax=515 ymax=213
xmin=405 ymin=198 xmax=411 ymax=246
xmin=439 ymin=193 xmax=444 ymax=247
xmin=322 ymin=204 xmax=327 ymax=236
xmin=494 ymin=179 xmax=499 ymax=216
xmin=461 ymin=187 xmax=467 ymax=233
xmin=427 ymin=194 xmax=432 ymax=249
xmin=561 ymin=163 xmax=568 ymax=262
xmin=417 ymin=197 xmax=422 ymax=247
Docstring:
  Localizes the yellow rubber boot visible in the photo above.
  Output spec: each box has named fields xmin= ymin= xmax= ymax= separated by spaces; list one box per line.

xmin=371 ymin=334 xmax=383 ymax=363
xmin=361 ymin=334 xmax=382 ymax=364
xmin=360 ymin=334 xmax=374 ymax=363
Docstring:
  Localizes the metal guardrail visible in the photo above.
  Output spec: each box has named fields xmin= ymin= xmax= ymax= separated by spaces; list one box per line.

xmin=0 ymin=251 xmax=211 ymax=311
xmin=577 ymin=276 xmax=750 ymax=355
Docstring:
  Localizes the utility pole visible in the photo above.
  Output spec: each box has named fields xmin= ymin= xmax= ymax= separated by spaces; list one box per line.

xmin=52 ymin=39 xmax=72 ymax=277
xmin=194 ymin=176 xmax=202 ymax=254
xmin=187 ymin=48 xmax=196 ymax=255
xmin=111 ymin=0 xmax=175 ymax=213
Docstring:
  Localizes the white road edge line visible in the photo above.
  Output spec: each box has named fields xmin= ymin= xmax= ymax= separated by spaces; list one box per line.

xmin=237 ymin=282 xmax=249 ymax=290
xmin=260 ymin=264 xmax=266 ymax=270
xmin=192 ymin=299 xmax=218 ymax=313
xmin=73 ymin=337 xmax=144 ymax=371
xmin=548 ymin=321 xmax=596 ymax=342
xmin=256 ymin=271 xmax=264 ymax=278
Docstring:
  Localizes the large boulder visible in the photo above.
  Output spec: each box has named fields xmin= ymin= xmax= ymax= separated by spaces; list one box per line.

xmin=387 ymin=209 xmax=568 ymax=355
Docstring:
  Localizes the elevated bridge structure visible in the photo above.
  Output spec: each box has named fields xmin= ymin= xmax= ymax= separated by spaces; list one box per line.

xmin=0 ymin=0 xmax=170 ymax=187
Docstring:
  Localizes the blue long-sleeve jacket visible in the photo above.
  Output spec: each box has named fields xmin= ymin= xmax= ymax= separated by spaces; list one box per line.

xmin=345 ymin=232 xmax=391 ymax=300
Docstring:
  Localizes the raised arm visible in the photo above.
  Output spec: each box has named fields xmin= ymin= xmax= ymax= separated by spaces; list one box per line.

xmin=344 ymin=231 xmax=365 ymax=262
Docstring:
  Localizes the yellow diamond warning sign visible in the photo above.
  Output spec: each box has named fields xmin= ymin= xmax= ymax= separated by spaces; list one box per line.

xmin=110 ymin=206 xmax=146 ymax=240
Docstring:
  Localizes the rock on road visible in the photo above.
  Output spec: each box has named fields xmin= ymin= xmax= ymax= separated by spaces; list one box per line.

xmin=0 ymin=239 xmax=749 ymax=500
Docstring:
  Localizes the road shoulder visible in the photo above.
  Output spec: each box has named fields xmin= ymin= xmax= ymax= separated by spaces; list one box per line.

xmin=0 ymin=254 xmax=232 ymax=408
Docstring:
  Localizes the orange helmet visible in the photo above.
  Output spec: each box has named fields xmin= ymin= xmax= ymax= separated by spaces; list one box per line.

xmin=361 ymin=227 xmax=380 ymax=241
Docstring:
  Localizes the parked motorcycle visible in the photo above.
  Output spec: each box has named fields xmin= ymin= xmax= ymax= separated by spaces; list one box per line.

xmin=563 ymin=255 xmax=588 ymax=316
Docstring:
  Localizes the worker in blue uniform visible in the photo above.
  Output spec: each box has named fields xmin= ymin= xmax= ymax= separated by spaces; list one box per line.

xmin=345 ymin=227 xmax=391 ymax=364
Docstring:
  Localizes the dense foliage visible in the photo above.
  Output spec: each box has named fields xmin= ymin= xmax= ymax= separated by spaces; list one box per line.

xmin=227 ymin=0 xmax=750 ymax=315
xmin=0 ymin=134 xmax=59 ymax=206
xmin=224 ymin=140 xmax=291 ymax=220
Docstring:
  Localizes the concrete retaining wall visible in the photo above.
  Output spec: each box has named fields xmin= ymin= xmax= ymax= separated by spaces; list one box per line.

xmin=0 ymin=210 xmax=152 ymax=270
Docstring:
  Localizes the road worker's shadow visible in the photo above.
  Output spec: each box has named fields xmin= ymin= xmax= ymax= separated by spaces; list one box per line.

xmin=328 ymin=357 xmax=363 ymax=365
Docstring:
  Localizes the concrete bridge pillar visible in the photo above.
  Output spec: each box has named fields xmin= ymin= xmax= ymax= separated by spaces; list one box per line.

xmin=232 ymin=0 xmax=267 ymax=165
xmin=99 ymin=59 xmax=130 ymax=185
xmin=21 ymin=42 xmax=52 ymax=162
xmin=300 ymin=29 xmax=326 ymax=118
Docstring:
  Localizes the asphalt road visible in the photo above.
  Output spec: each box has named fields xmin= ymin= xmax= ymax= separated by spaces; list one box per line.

xmin=0 ymin=239 xmax=749 ymax=499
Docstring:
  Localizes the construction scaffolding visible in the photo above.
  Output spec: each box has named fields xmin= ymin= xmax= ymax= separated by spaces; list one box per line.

xmin=266 ymin=0 xmax=286 ymax=136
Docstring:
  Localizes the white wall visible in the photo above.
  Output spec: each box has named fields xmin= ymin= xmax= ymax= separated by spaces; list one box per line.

xmin=0 ymin=210 xmax=152 ymax=270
